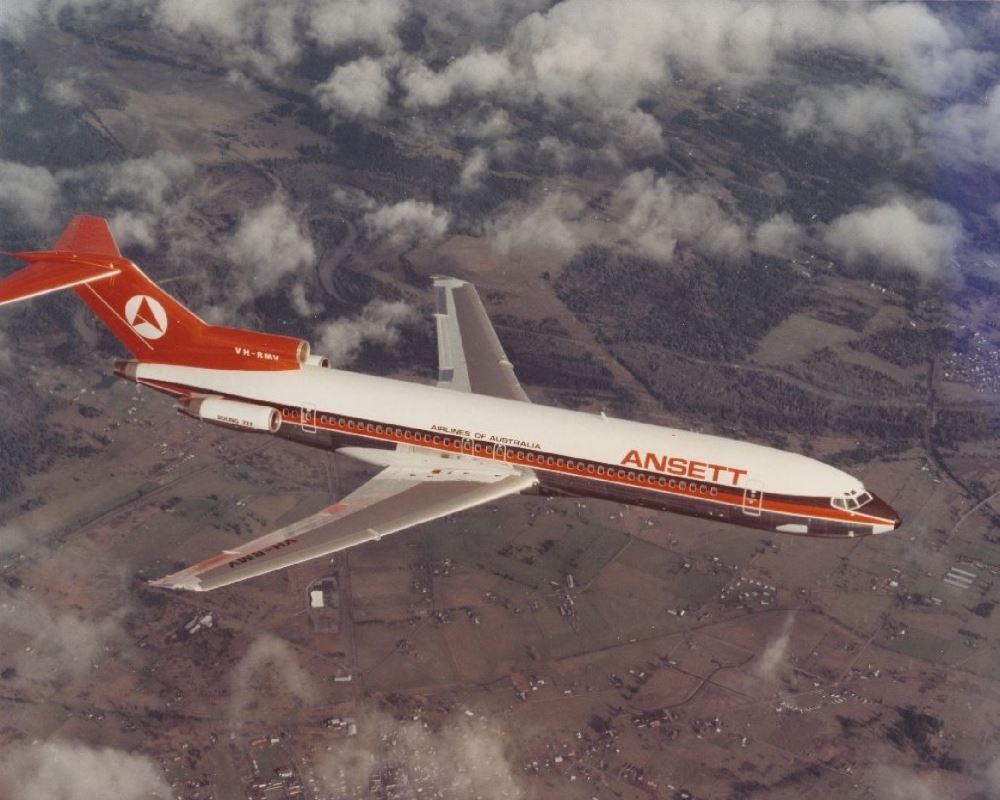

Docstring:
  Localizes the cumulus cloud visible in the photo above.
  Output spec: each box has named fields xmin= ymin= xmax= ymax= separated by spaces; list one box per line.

xmin=753 ymin=212 xmax=805 ymax=257
xmin=157 ymin=0 xmax=301 ymax=73
xmin=104 ymin=151 xmax=195 ymax=210
xmin=52 ymin=151 xmax=196 ymax=250
xmin=229 ymin=633 xmax=316 ymax=724
xmin=315 ymin=57 xmax=392 ymax=120
xmin=870 ymin=765 xmax=940 ymax=800
xmin=0 ymin=741 xmax=170 ymax=800
xmin=0 ymin=524 xmax=28 ymax=554
xmin=363 ymin=199 xmax=450 ymax=247
xmin=226 ymin=195 xmax=316 ymax=292
xmin=783 ymin=85 xmax=923 ymax=155
xmin=0 ymin=161 xmax=60 ymax=229
xmin=486 ymin=191 xmax=589 ymax=260
xmin=316 ymin=300 xmax=418 ymax=367
xmin=314 ymin=710 xmax=523 ymax=800
xmin=985 ymin=753 xmax=1000 ymax=798
xmin=935 ymin=82 xmax=1000 ymax=169
xmin=754 ymin=612 xmax=795 ymax=682
xmin=0 ymin=594 xmax=126 ymax=682
xmin=615 ymin=170 xmax=747 ymax=262
xmin=459 ymin=148 xmax=489 ymax=190
xmin=824 ymin=198 xmax=962 ymax=276
xmin=463 ymin=107 xmax=514 ymax=140
xmin=108 ymin=210 xmax=158 ymax=249
xmin=43 ymin=73 xmax=86 ymax=108
xmin=398 ymin=0 xmax=987 ymax=117
xmin=402 ymin=48 xmax=515 ymax=109
xmin=0 ymin=329 xmax=13 ymax=373
xmin=308 ymin=0 xmax=408 ymax=53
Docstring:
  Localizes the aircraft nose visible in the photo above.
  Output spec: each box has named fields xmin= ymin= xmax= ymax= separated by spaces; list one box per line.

xmin=867 ymin=493 xmax=901 ymax=532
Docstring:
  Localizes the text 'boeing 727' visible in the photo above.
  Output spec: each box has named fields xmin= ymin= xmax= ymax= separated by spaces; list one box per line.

xmin=0 ymin=216 xmax=901 ymax=591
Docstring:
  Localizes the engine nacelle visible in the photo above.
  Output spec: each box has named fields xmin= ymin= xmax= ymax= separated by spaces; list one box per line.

xmin=305 ymin=354 xmax=331 ymax=368
xmin=179 ymin=396 xmax=281 ymax=433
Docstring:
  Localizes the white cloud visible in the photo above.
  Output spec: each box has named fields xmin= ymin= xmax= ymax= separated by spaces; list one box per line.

xmin=870 ymin=765 xmax=940 ymax=800
xmin=308 ymin=0 xmax=408 ymax=52
xmin=486 ymin=191 xmax=588 ymax=260
xmin=315 ymin=57 xmax=392 ymax=120
xmin=753 ymin=212 xmax=805 ymax=257
xmin=615 ymin=169 xmax=747 ymax=262
xmin=229 ymin=633 xmax=316 ymax=724
xmin=985 ymin=753 xmax=1000 ymax=798
xmin=0 ymin=741 xmax=170 ymax=800
xmin=54 ymin=151 xmax=196 ymax=250
xmin=0 ymin=595 xmax=126 ymax=682
xmin=605 ymin=108 xmax=663 ymax=157
xmin=0 ymin=329 xmax=12 ymax=373
xmin=0 ymin=161 xmax=59 ymax=229
xmin=824 ymin=198 xmax=962 ymax=276
xmin=401 ymin=49 xmax=514 ymax=109
xmin=0 ymin=524 xmax=28 ymax=554
xmin=363 ymin=199 xmax=450 ymax=246
xmin=104 ymin=151 xmax=194 ymax=210
xmin=43 ymin=74 xmax=86 ymax=108
xmin=226 ymin=195 xmax=316 ymax=291
xmin=157 ymin=0 xmax=303 ymax=73
xmin=314 ymin=709 xmax=524 ymax=800
xmin=388 ymin=0 xmax=989 ymax=163
xmin=935 ymin=82 xmax=1000 ymax=169
xmin=289 ymin=282 xmax=321 ymax=317
xmin=464 ymin=107 xmax=514 ymax=140
xmin=459 ymin=148 xmax=489 ymax=190
xmin=754 ymin=612 xmax=795 ymax=682
xmin=108 ymin=210 xmax=157 ymax=250
xmin=783 ymin=85 xmax=922 ymax=155
xmin=316 ymin=300 xmax=418 ymax=367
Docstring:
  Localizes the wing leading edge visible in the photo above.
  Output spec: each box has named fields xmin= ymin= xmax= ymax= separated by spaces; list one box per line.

xmin=433 ymin=276 xmax=530 ymax=403
xmin=151 ymin=465 xmax=535 ymax=591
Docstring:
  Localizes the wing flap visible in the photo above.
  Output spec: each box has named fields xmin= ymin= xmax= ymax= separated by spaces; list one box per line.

xmin=151 ymin=469 xmax=535 ymax=591
xmin=433 ymin=276 xmax=530 ymax=403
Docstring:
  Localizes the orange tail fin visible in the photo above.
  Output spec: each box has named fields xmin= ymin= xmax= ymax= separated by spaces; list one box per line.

xmin=0 ymin=216 xmax=310 ymax=370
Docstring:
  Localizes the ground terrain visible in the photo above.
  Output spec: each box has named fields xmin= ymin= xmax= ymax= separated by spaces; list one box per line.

xmin=1 ymin=18 xmax=999 ymax=800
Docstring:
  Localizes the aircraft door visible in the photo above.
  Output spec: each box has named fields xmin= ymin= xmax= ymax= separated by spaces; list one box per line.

xmin=300 ymin=406 xmax=317 ymax=433
xmin=493 ymin=443 xmax=507 ymax=462
xmin=741 ymin=480 xmax=764 ymax=517
xmin=461 ymin=436 xmax=475 ymax=458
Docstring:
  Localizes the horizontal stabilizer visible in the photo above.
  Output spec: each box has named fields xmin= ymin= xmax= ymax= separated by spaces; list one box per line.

xmin=0 ymin=252 xmax=121 ymax=307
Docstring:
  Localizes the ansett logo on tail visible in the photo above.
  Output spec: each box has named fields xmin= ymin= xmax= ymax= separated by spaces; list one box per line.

xmin=125 ymin=295 xmax=168 ymax=340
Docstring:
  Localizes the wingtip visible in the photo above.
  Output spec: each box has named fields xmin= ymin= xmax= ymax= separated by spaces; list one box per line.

xmin=431 ymin=275 xmax=466 ymax=288
xmin=148 ymin=574 xmax=205 ymax=592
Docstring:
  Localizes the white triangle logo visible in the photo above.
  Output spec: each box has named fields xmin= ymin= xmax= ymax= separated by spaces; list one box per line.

xmin=124 ymin=295 xmax=168 ymax=340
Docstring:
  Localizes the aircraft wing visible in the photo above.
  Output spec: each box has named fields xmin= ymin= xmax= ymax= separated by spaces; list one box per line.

xmin=433 ymin=276 xmax=531 ymax=403
xmin=150 ymin=459 xmax=535 ymax=592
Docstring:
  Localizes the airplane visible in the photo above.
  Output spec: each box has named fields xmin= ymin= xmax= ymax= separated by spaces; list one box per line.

xmin=0 ymin=216 xmax=900 ymax=591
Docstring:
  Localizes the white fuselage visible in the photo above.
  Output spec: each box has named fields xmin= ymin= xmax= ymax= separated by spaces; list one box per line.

xmin=133 ymin=362 xmax=900 ymax=537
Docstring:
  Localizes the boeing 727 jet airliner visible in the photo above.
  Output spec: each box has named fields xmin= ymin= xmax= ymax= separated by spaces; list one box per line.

xmin=0 ymin=216 xmax=900 ymax=590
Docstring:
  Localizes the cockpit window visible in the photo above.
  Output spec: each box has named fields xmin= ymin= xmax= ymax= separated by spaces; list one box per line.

xmin=832 ymin=490 xmax=873 ymax=511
